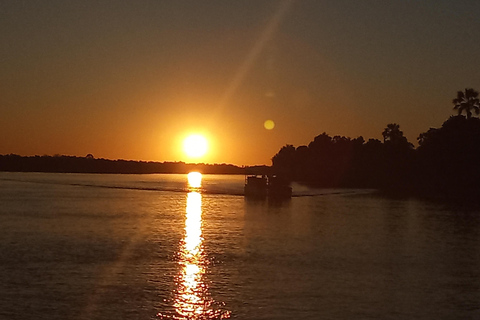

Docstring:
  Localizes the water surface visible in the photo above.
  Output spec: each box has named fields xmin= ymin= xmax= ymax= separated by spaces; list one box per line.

xmin=0 ymin=172 xmax=479 ymax=319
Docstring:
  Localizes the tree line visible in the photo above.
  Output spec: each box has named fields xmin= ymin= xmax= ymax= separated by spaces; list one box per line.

xmin=0 ymin=155 xmax=245 ymax=175
xmin=272 ymin=88 xmax=480 ymax=194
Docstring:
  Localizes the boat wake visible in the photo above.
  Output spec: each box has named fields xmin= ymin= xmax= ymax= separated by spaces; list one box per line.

xmin=0 ymin=175 xmax=375 ymax=198
xmin=0 ymin=176 xmax=246 ymax=197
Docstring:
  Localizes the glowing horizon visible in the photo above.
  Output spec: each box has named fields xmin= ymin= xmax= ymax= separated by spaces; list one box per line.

xmin=2 ymin=2 xmax=479 ymax=166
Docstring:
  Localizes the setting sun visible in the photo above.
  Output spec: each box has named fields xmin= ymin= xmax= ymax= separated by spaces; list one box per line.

xmin=183 ymin=134 xmax=208 ymax=158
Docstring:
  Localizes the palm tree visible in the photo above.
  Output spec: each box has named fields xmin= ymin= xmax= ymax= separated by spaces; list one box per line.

xmin=452 ymin=88 xmax=480 ymax=119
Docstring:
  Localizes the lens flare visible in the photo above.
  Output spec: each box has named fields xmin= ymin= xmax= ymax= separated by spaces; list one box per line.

xmin=264 ymin=119 xmax=275 ymax=130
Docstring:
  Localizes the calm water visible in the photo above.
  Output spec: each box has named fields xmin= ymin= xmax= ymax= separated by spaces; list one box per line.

xmin=0 ymin=172 xmax=479 ymax=320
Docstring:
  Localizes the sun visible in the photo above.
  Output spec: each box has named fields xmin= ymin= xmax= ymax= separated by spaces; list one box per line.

xmin=183 ymin=134 xmax=208 ymax=158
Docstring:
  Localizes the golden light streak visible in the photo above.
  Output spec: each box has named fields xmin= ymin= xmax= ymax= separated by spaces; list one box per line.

xmin=174 ymin=191 xmax=205 ymax=319
xmin=167 ymin=183 xmax=230 ymax=319
xmin=184 ymin=192 xmax=202 ymax=255
xmin=216 ymin=0 xmax=294 ymax=111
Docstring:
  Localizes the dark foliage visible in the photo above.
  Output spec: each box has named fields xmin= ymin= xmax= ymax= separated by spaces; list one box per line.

xmin=272 ymin=116 xmax=480 ymax=193
xmin=415 ymin=115 xmax=480 ymax=191
xmin=452 ymin=88 xmax=480 ymax=119
xmin=272 ymin=124 xmax=414 ymax=189
xmin=0 ymin=154 xmax=245 ymax=175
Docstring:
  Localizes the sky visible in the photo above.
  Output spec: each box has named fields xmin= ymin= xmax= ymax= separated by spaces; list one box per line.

xmin=1 ymin=0 xmax=479 ymax=166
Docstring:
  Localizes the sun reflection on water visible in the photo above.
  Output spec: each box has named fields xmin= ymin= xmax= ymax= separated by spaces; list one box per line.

xmin=159 ymin=172 xmax=230 ymax=319
xmin=187 ymin=172 xmax=202 ymax=189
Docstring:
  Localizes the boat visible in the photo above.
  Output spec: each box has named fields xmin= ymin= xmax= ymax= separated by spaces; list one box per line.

xmin=244 ymin=174 xmax=292 ymax=199
xmin=244 ymin=175 xmax=268 ymax=198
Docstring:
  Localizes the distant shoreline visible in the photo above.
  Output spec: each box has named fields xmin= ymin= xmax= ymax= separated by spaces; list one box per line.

xmin=0 ymin=154 xmax=261 ymax=175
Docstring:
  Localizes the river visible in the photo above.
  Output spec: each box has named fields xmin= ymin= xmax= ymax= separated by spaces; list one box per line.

xmin=0 ymin=172 xmax=479 ymax=319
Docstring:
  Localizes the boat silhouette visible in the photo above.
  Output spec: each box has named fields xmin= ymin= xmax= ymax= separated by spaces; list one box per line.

xmin=244 ymin=174 xmax=292 ymax=199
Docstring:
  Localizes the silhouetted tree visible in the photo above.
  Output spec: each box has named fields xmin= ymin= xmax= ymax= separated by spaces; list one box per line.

xmin=452 ymin=88 xmax=480 ymax=119
xmin=271 ymin=144 xmax=296 ymax=179
xmin=272 ymin=132 xmax=395 ymax=188
xmin=416 ymin=115 xmax=480 ymax=191
xmin=382 ymin=123 xmax=402 ymax=143
xmin=417 ymin=128 xmax=438 ymax=147
xmin=308 ymin=133 xmax=332 ymax=153
xmin=294 ymin=145 xmax=310 ymax=181
xmin=382 ymin=123 xmax=413 ymax=149
xmin=270 ymin=89 xmax=480 ymax=194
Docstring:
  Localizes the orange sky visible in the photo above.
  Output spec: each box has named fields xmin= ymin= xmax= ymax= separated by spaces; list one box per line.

xmin=1 ymin=1 xmax=480 ymax=166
